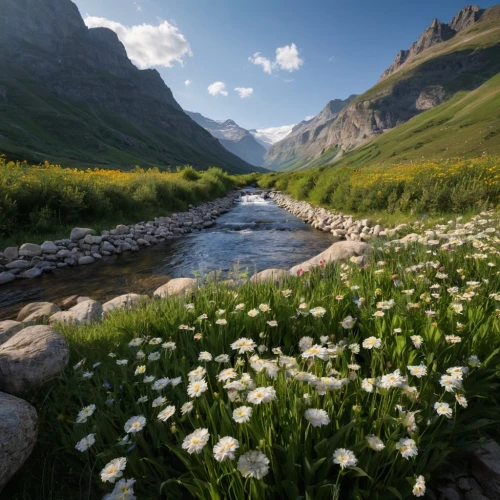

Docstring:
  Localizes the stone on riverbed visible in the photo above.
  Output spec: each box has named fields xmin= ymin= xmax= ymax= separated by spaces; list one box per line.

xmin=0 ymin=272 xmax=16 ymax=285
xmin=103 ymin=293 xmax=146 ymax=314
xmin=0 ymin=325 xmax=69 ymax=395
xmin=70 ymin=228 xmax=95 ymax=241
xmin=19 ymin=243 xmax=42 ymax=258
xmin=0 ymin=321 xmax=23 ymax=344
xmin=289 ymin=241 xmax=373 ymax=276
xmin=154 ymin=278 xmax=197 ymax=299
xmin=4 ymin=247 xmax=19 ymax=261
xmin=20 ymin=268 xmax=43 ymax=279
xmin=50 ymin=299 xmax=103 ymax=325
xmin=40 ymin=241 xmax=58 ymax=254
xmin=78 ymin=256 xmax=95 ymax=265
xmin=0 ymin=392 xmax=38 ymax=491
xmin=250 ymin=268 xmax=287 ymax=284
xmin=17 ymin=302 xmax=61 ymax=322
xmin=5 ymin=260 xmax=30 ymax=270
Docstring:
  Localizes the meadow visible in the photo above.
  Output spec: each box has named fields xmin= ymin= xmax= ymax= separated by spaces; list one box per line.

xmin=0 ymin=156 xmax=259 ymax=247
xmin=259 ymin=156 xmax=500 ymax=217
xmin=5 ymin=212 xmax=500 ymax=499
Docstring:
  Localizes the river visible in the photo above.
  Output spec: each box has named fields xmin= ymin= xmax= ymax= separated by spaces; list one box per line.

xmin=0 ymin=192 xmax=334 ymax=320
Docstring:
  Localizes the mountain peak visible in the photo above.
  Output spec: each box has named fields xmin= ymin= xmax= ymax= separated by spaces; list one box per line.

xmin=450 ymin=5 xmax=483 ymax=32
xmin=378 ymin=4 xmax=484 ymax=82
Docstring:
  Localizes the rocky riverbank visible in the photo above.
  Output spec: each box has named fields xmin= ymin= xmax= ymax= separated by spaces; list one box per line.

xmin=0 ymin=193 xmax=240 ymax=286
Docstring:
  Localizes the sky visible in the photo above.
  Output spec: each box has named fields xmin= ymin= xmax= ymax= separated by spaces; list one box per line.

xmin=73 ymin=0 xmax=498 ymax=130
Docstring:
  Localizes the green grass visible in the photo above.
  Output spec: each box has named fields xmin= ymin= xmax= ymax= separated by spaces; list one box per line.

xmin=4 ymin=223 xmax=500 ymax=499
xmin=0 ymin=158 xmax=259 ymax=246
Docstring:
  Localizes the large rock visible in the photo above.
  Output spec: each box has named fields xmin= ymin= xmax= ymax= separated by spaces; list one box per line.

xmin=49 ymin=299 xmax=103 ymax=325
xmin=3 ymin=247 xmax=18 ymax=261
xmin=17 ymin=302 xmax=61 ymax=322
xmin=78 ymin=256 xmax=95 ymax=265
xmin=5 ymin=260 xmax=30 ymax=270
xmin=70 ymin=228 xmax=95 ymax=241
xmin=19 ymin=243 xmax=42 ymax=258
xmin=0 ymin=392 xmax=38 ymax=490
xmin=0 ymin=272 xmax=16 ymax=285
xmin=115 ymin=224 xmax=129 ymax=235
xmin=20 ymin=268 xmax=42 ymax=279
xmin=40 ymin=241 xmax=58 ymax=254
xmin=289 ymin=241 xmax=373 ymax=276
xmin=0 ymin=325 xmax=69 ymax=395
xmin=470 ymin=440 xmax=500 ymax=499
xmin=103 ymin=293 xmax=145 ymax=314
xmin=154 ymin=278 xmax=197 ymax=298
xmin=250 ymin=268 xmax=287 ymax=284
xmin=0 ymin=321 xmax=23 ymax=344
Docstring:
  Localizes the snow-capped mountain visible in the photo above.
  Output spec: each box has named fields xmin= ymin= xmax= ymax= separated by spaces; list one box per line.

xmin=249 ymin=125 xmax=295 ymax=150
xmin=186 ymin=111 xmax=267 ymax=166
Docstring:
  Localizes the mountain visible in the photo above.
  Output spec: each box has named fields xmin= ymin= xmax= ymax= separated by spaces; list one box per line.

xmin=266 ymin=4 xmax=500 ymax=172
xmin=322 ymin=72 xmax=500 ymax=171
xmin=263 ymin=95 xmax=357 ymax=170
xmin=0 ymin=0 xmax=262 ymax=174
xmin=185 ymin=112 xmax=267 ymax=166
xmin=249 ymin=125 xmax=296 ymax=150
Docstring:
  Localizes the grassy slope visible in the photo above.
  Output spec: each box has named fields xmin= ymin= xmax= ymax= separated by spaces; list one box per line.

xmin=319 ymin=73 xmax=500 ymax=171
xmin=0 ymin=65 xmax=263 ymax=175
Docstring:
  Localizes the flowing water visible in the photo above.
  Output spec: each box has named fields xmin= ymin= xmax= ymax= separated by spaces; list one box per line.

xmin=0 ymin=192 xmax=334 ymax=320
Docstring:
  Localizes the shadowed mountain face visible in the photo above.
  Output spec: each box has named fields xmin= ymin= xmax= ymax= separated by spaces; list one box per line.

xmin=0 ymin=0 xmax=262 ymax=173
xmin=186 ymin=112 xmax=267 ymax=167
xmin=264 ymin=4 xmax=500 ymax=172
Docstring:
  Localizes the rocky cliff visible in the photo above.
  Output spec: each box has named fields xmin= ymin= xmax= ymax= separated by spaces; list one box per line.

xmin=264 ymin=4 xmax=500 ymax=171
xmin=0 ymin=0 xmax=260 ymax=173
xmin=263 ymin=96 xmax=357 ymax=170
xmin=186 ymin=112 xmax=267 ymax=166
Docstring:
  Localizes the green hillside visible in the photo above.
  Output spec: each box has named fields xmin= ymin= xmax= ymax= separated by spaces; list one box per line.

xmin=317 ymin=72 xmax=500 ymax=171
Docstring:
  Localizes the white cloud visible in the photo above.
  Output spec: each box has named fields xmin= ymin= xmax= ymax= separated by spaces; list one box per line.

xmin=248 ymin=53 xmax=273 ymax=74
xmin=249 ymin=43 xmax=303 ymax=75
xmin=184 ymin=79 xmax=192 ymax=87
xmin=305 ymin=115 xmax=314 ymax=120
xmin=207 ymin=81 xmax=228 ymax=96
xmin=84 ymin=16 xmax=192 ymax=69
xmin=134 ymin=2 xmax=142 ymax=12
xmin=275 ymin=43 xmax=303 ymax=72
xmin=234 ymin=87 xmax=253 ymax=98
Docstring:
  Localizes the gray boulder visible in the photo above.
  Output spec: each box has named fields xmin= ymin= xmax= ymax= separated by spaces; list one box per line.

xmin=103 ymin=293 xmax=145 ymax=314
xmin=0 ymin=325 xmax=69 ymax=395
xmin=40 ymin=241 xmax=58 ymax=254
xmin=70 ymin=228 xmax=95 ymax=241
xmin=0 ymin=392 xmax=38 ymax=490
xmin=78 ymin=256 xmax=95 ymax=265
xmin=21 ymin=268 xmax=42 ymax=279
xmin=19 ymin=243 xmax=42 ymax=258
xmin=0 ymin=321 xmax=23 ymax=344
xmin=17 ymin=302 xmax=61 ymax=322
xmin=154 ymin=278 xmax=197 ymax=298
xmin=0 ymin=272 xmax=16 ymax=285
xmin=3 ymin=247 xmax=18 ymax=261
xmin=5 ymin=261 xmax=30 ymax=270
xmin=289 ymin=241 xmax=373 ymax=276
xmin=50 ymin=299 xmax=103 ymax=325
xmin=115 ymin=224 xmax=129 ymax=235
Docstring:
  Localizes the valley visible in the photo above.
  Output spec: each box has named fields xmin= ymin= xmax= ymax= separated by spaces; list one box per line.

xmin=1 ymin=1 xmax=500 ymax=500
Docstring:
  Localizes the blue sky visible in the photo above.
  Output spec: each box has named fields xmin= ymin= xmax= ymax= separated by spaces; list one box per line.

xmin=74 ymin=0 xmax=497 ymax=130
